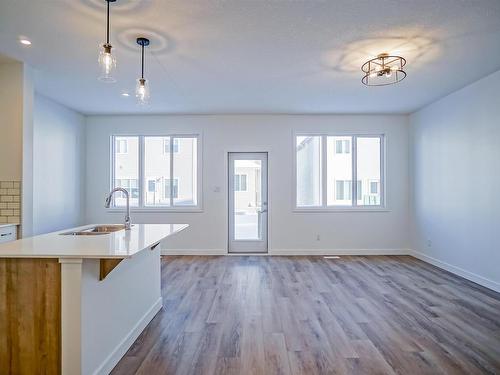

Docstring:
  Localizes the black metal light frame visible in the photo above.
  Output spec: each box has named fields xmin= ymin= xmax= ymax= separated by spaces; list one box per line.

xmin=136 ymin=37 xmax=150 ymax=87
xmin=102 ymin=0 xmax=117 ymax=54
xmin=361 ymin=53 xmax=407 ymax=86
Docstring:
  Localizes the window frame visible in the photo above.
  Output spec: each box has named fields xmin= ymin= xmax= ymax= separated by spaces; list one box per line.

xmin=293 ymin=132 xmax=387 ymax=212
xmin=109 ymin=134 xmax=203 ymax=212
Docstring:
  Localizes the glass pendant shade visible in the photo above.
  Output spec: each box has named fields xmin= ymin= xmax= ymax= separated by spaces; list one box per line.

xmin=98 ymin=43 xmax=116 ymax=82
xmin=135 ymin=78 xmax=150 ymax=105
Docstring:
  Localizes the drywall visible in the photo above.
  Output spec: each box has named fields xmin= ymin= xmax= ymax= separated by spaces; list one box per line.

xmin=410 ymin=69 xmax=500 ymax=292
xmin=86 ymin=114 xmax=409 ymax=254
xmin=21 ymin=65 xmax=34 ymax=237
xmin=32 ymin=94 xmax=86 ymax=235
xmin=0 ymin=60 xmax=35 ymax=236
xmin=81 ymin=248 xmax=161 ymax=375
xmin=0 ymin=62 xmax=23 ymax=181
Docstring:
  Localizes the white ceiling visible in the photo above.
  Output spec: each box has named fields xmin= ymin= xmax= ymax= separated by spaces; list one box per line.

xmin=1 ymin=0 xmax=500 ymax=115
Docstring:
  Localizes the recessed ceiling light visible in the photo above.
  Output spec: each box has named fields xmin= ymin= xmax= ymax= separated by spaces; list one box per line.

xmin=19 ymin=38 xmax=31 ymax=46
xmin=121 ymin=92 xmax=130 ymax=97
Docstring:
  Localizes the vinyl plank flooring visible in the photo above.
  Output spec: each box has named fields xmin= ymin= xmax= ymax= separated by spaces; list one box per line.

xmin=112 ymin=255 xmax=500 ymax=375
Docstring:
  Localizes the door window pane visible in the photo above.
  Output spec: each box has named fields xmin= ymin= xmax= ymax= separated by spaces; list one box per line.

xmin=113 ymin=136 xmax=139 ymax=207
xmin=357 ymin=137 xmax=381 ymax=206
xmin=327 ymin=136 xmax=353 ymax=206
xmin=296 ymin=136 xmax=322 ymax=207
xmin=173 ymin=137 xmax=197 ymax=206
xmin=144 ymin=137 xmax=171 ymax=206
xmin=234 ymin=159 xmax=262 ymax=240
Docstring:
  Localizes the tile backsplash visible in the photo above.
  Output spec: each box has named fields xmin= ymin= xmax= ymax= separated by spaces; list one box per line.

xmin=0 ymin=181 xmax=21 ymax=224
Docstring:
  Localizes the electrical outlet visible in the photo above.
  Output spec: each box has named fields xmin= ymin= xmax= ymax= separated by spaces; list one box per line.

xmin=427 ymin=239 xmax=432 ymax=247
xmin=316 ymin=234 xmax=321 ymax=241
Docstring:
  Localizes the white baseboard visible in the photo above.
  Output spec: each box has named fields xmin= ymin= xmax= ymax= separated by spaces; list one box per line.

xmin=93 ymin=297 xmax=163 ymax=375
xmin=410 ymin=250 xmax=500 ymax=293
xmin=162 ymin=248 xmax=410 ymax=256
xmin=162 ymin=249 xmax=226 ymax=256
xmin=270 ymin=248 xmax=411 ymax=256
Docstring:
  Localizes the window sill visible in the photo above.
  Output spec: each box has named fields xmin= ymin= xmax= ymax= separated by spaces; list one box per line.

xmin=107 ymin=208 xmax=203 ymax=213
xmin=293 ymin=207 xmax=390 ymax=213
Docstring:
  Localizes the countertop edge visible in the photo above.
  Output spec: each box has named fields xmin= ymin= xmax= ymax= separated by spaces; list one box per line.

xmin=0 ymin=224 xmax=189 ymax=259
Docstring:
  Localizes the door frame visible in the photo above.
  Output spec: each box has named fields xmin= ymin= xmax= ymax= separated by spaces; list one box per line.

xmin=226 ymin=151 xmax=269 ymax=254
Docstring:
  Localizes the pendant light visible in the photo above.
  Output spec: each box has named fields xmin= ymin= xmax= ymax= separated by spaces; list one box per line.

xmin=98 ymin=0 xmax=117 ymax=82
xmin=135 ymin=37 xmax=150 ymax=105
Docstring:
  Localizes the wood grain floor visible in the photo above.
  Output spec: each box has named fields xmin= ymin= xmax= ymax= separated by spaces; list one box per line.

xmin=112 ymin=255 xmax=500 ymax=375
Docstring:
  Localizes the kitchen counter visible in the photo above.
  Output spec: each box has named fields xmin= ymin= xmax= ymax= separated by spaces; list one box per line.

xmin=0 ymin=223 xmax=189 ymax=375
xmin=0 ymin=223 xmax=187 ymax=258
xmin=0 ymin=223 xmax=19 ymax=228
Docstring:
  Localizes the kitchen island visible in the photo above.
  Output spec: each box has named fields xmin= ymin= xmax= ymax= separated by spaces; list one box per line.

xmin=0 ymin=223 xmax=188 ymax=375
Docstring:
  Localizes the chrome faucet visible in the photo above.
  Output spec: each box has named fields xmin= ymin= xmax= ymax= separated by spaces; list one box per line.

xmin=105 ymin=187 xmax=131 ymax=230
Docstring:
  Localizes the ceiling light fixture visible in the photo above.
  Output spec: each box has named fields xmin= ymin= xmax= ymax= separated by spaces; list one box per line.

xmin=19 ymin=38 xmax=31 ymax=46
xmin=135 ymin=37 xmax=150 ymax=105
xmin=98 ymin=0 xmax=117 ymax=83
xmin=361 ymin=53 xmax=406 ymax=86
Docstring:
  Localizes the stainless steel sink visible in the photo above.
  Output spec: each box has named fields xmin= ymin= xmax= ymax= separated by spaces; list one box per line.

xmin=89 ymin=225 xmax=127 ymax=233
xmin=60 ymin=224 xmax=129 ymax=236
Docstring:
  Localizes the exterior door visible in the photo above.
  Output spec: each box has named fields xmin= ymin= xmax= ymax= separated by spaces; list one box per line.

xmin=228 ymin=152 xmax=268 ymax=253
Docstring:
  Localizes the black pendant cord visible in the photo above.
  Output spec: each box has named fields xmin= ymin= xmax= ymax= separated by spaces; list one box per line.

xmin=106 ymin=0 xmax=110 ymax=44
xmin=141 ymin=44 xmax=145 ymax=79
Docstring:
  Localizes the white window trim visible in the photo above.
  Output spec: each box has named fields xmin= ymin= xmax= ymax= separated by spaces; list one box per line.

xmin=109 ymin=134 xmax=203 ymax=212
xmin=293 ymin=132 xmax=387 ymax=212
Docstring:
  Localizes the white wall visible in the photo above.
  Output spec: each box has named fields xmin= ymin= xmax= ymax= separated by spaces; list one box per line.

xmin=81 ymin=248 xmax=161 ymax=375
xmin=86 ymin=115 xmax=409 ymax=254
xmin=32 ymin=93 xmax=86 ymax=235
xmin=410 ymin=69 xmax=500 ymax=292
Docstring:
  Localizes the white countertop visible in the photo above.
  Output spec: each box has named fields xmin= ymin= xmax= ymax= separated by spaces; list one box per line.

xmin=0 ymin=223 xmax=19 ymax=229
xmin=0 ymin=223 xmax=188 ymax=259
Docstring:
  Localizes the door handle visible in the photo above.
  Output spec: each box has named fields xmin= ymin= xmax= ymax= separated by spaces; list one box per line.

xmin=259 ymin=209 xmax=268 ymax=213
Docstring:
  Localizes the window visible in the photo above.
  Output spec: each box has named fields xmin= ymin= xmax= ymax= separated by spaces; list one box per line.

xmin=112 ymin=137 xmax=139 ymax=207
xmin=296 ymin=136 xmax=322 ymax=207
xmin=116 ymin=139 xmax=128 ymax=154
xmin=335 ymin=180 xmax=351 ymax=201
xmin=335 ymin=139 xmax=350 ymax=154
xmin=295 ymin=134 xmax=384 ymax=209
xmin=234 ymin=174 xmax=247 ymax=191
xmin=327 ymin=136 xmax=352 ymax=206
xmin=163 ymin=138 xmax=179 ymax=154
xmin=356 ymin=137 xmax=382 ymax=206
xmin=111 ymin=135 xmax=201 ymax=209
xmin=164 ymin=179 xmax=178 ymax=199
xmin=147 ymin=180 xmax=156 ymax=193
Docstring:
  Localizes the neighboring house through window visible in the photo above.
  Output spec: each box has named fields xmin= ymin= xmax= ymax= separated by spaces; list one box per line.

xmin=295 ymin=134 xmax=384 ymax=209
xmin=234 ymin=174 xmax=247 ymax=191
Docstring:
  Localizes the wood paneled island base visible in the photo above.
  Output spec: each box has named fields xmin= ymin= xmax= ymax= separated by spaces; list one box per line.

xmin=0 ymin=258 xmax=61 ymax=375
